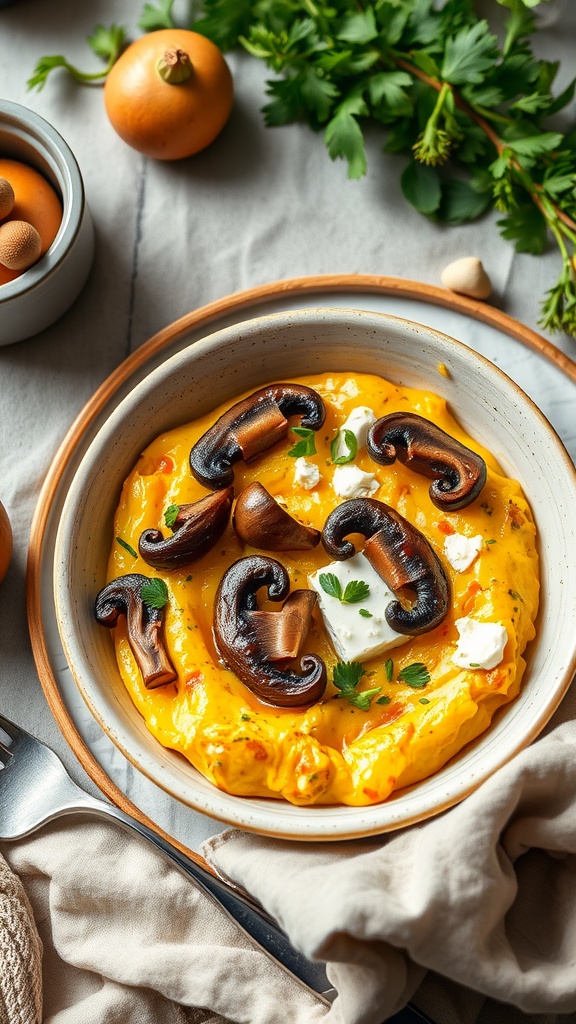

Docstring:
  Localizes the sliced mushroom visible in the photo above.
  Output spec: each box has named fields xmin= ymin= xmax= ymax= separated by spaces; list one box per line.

xmin=322 ymin=498 xmax=450 ymax=634
xmin=233 ymin=482 xmax=320 ymax=551
xmin=190 ymin=384 xmax=325 ymax=489
xmin=138 ymin=486 xmax=234 ymax=570
xmin=213 ymin=555 xmax=326 ymax=707
xmin=367 ymin=412 xmax=486 ymax=511
xmin=94 ymin=573 xmax=177 ymax=688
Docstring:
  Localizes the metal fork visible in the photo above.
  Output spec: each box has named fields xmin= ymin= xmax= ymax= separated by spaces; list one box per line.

xmin=0 ymin=711 xmax=337 ymax=1005
xmin=0 ymin=712 xmax=435 ymax=1024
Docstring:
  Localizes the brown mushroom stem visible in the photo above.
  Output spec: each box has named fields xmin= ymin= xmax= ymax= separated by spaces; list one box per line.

xmin=190 ymin=384 xmax=325 ymax=489
xmin=139 ymin=487 xmax=234 ymax=570
xmin=367 ymin=412 xmax=486 ymax=511
xmin=94 ymin=573 xmax=177 ymax=689
xmin=233 ymin=482 xmax=320 ymax=551
xmin=213 ymin=555 xmax=326 ymax=707
xmin=322 ymin=498 xmax=450 ymax=635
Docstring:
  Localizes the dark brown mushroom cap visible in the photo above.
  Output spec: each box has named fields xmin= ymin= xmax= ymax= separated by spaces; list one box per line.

xmin=94 ymin=573 xmax=177 ymax=688
xmin=213 ymin=555 xmax=327 ymax=707
xmin=233 ymin=482 xmax=320 ymax=551
xmin=138 ymin=487 xmax=234 ymax=570
xmin=322 ymin=498 xmax=450 ymax=635
xmin=367 ymin=412 xmax=486 ymax=511
xmin=189 ymin=383 xmax=325 ymax=490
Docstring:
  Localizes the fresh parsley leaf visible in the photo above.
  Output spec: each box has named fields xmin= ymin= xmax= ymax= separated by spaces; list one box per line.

xmin=348 ymin=687 xmax=382 ymax=711
xmin=397 ymin=663 xmax=431 ymax=689
xmin=324 ymin=94 xmax=368 ymax=180
xmin=401 ymin=160 xmax=442 ymax=215
xmin=116 ymin=536 xmax=137 ymax=559
xmin=164 ymin=504 xmax=180 ymax=529
xmin=287 ymin=426 xmax=317 ymax=458
xmin=319 ymin=574 xmax=370 ymax=604
xmin=497 ymin=204 xmax=548 ymax=255
xmin=359 ymin=608 xmax=373 ymax=618
xmin=384 ymin=659 xmax=394 ymax=682
xmin=441 ymin=21 xmax=498 ymax=86
xmin=342 ymin=580 xmax=370 ymax=604
xmin=333 ymin=660 xmax=365 ymax=693
xmin=438 ymin=179 xmax=492 ymax=225
xmin=141 ymin=578 xmax=169 ymax=610
xmin=369 ymin=71 xmax=413 ymax=119
xmin=194 ymin=0 xmax=254 ymax=51
xmin=87 ymin=24 xmax=127 ymax=62
xmin=419 ymin=697 xmax=431 ymax=704
xmin=319 ymin=573 xmax=343 ymax=601
xmin=331 ymin=428 xmax=358 ymax=465
xmin=337 ymin=9 xmax=378 ymax=45
xmin=506 ymin=132 xmax=563 ymax=159
xmin=138 ymin=0 xmax=175 ymax=31
xmin=376 ymin=694 xmax=391 ymax=705
xmin=332 ymin=661 xmax=380 ymax=709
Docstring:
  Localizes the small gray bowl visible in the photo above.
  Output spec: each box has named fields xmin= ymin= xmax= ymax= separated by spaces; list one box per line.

xmin=0 ymin=100 xmax=94 ymax=346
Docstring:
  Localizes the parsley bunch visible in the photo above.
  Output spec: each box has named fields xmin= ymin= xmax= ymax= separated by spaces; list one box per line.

xmin=28 ymin=0 xmax=576 ymax=335
xmin=189 ymin=0 xmax=576 ymax=337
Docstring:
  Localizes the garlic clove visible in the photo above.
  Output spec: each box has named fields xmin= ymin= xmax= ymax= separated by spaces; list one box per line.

xmin=441 ymin=256 xmax=492 ymax=300
xmin=0 ymin=220 xmax=43 ymax=271
xmin=0 ymin=177 xmax=15 ymax=221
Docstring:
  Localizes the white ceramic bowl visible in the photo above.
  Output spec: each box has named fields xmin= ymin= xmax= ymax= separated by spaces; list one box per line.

xmin=53 ymin=309 xmax=576 ymax=840
xmin=0 ymin=100 xmax=94 ymax=346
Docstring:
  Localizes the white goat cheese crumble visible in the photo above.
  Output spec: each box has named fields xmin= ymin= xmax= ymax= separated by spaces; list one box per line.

xmin=443 ymin=533 xmax=484 ymax=572
xmin=294 ymin=457 xmax=321 ymax=490
xmin=452 ymin=617 xmax=508 ymax=671
xmin=332 ymin=464 xmax=379 ymax=499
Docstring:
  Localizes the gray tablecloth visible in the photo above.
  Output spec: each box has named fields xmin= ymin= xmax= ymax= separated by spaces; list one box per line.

xmin=0 ymin=2 xmax=575 ymax=1022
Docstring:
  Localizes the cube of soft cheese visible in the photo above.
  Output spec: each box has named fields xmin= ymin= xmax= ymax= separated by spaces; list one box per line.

xmin=332 ymin=464 xmax=379 ymax=499
xmin=308 ymin=552 xmax=407 ymax=663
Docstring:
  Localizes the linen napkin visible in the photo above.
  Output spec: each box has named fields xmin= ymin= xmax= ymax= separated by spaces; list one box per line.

xmin=3 ymin=713 xmax=576 ymax=1024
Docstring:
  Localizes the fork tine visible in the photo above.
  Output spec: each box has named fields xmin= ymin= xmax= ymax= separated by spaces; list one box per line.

xmin=0 ymin=712 xmax=22 ymax=739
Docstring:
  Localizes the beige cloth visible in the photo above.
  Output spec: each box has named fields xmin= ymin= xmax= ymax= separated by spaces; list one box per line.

xmin=3 ymin=719 xmax=576 ymax=1024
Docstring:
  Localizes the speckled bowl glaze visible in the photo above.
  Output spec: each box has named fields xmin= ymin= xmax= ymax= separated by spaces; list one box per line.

xmin=0 ymin=100 xmax=94 ymax=346
xmin=53 ymin=309 xmax=576 ymax=840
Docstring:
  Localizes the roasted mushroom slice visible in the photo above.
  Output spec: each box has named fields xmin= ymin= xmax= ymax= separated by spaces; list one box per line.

xmin=233 ymin=482 xmax=320 ymax=551
xmin=94 ymin=573 xmax=177 ymax=688
xmin=367 ymin=412 xmax=486 ymax=511
xmin=322 ymin=498 xmax=450 ymax=634
xmin=139 ymin=486 xmax=234 ymax=570
xmin=213 ymin=555 xmax=326 ymax=707
xmin=190 ymin=383 xmax=325 ymax=489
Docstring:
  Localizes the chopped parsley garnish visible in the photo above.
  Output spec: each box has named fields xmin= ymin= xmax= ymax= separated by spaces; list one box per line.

xmin=419 ymin=697 xmax=431 ymax=705
xmin=164 ymin=504 xmax=180 ymax=529
xmin=384 ymin=659 xmax=394 ymax=682
xmin=287 ymin=426 xmax=317 ymax=458
xmin=332 ymin=661 xmax=381 ymax=710
xmin=330 ymin=428 xmax=358 ymax=465
xmin=116 ymin=536 xmax=137 ymax=559
xmin=319 ymin=573 xmax=370 ymax=604
xmin=376 ymin=694 xmax=391 ymax=705
xmin=359 ymin=608 xmax=373 ymax=618
xmin=397 ymin=662 xmax=431 ymax=689
xmin=240 ymin=714 xmax=251 ymax=721
xmin=141 ymin=577 xmax=169 ymax=610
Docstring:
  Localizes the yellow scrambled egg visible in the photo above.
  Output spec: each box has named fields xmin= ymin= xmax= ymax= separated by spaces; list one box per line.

xmin=108 ymin=373 xmax=539 ymax=806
